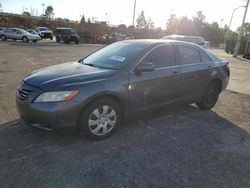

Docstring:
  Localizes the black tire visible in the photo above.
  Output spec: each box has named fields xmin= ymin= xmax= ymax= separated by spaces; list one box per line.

xmin=75 ymin=39 xmax=79 ymax=44
xmin=22 ymin=36 xmax=29 ymax=43
xmin=196 ymin=81 xmax=220 ymax=110
xmin=1 ymin=35 xmax=6 ymax=41
xmin=50 ymin=36 xmax=53 ymax=40
xmin=78 ymin=98 xmax=122 ymax=140
xmin=33 ymin=40 xmax=37 ymax=43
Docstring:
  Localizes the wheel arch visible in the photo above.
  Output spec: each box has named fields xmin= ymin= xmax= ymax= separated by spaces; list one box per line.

xmin=77 ymin=92 xmax=127 ymax=125
xmin=210 ymin=78 xmax=222 ymax=93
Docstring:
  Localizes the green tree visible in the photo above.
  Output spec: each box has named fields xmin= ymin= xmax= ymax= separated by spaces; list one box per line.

xmin=80 ymin=14 xmax=85 ymax=23
xmin=146 ymin=18 xmax=154 ymax=29
xmin=136 ymin=11 xmax=147 ymax=28
xmin=45 ymin=5 xmax=54 ymax=19
xmin=237 ymin=23 xmax=250 ymax=37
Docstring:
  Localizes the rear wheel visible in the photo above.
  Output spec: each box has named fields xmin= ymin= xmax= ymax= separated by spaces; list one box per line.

xmin=50 ymin=36 xmax=53 ymax=40
xmin=78 ymin=98 xmax=122 ymax=140
xmin=196 ymin=81 xmax=220 ymax=110
xmin=22 ymin=36 xmax=28 ymax=43
xmin=75 ymin=39 xmax=79 ymax=44
xmin=1 ymin=35 xmax=6 ymax=41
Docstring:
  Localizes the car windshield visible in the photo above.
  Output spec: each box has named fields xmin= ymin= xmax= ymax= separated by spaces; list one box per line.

xmin=58 ymin=29 xmax=75 ymax=34
xmin=18 ymin=29 xmax=29 ymax=34
xmin=39 ymin=28 xmax=48 ymax=31
xmin=80 ymin=42 xmax=150 ymax=70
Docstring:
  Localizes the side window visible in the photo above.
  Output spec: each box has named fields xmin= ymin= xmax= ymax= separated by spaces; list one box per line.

xmin=143 ymin=45 xmax=175 ymax=68
xmin=199 ymin=49 xmax=212 ymax=63
xmin=178 ymin=45 xmax=200 ymax=65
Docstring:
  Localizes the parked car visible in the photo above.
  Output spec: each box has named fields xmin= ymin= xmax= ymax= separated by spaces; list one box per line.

xmin=35 ymin=27 xmax=53 ymax=40
xmin=16 ymin=40 xmax=230 ymax=140
xmin=161 ymin=35 xmax=209 ymax=48
xmin=55 ymin=27 xmax=79 ymax=44
xmin=27 ymin=29 xmax=39 ymax=35
xmin=0 ymin=27 xmax=6 ymax=32
xmin=0 ymin=28 xmax=41 ymax=42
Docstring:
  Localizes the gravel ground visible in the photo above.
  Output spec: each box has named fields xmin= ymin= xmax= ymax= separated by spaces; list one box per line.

xmin=0 ymin=41 xmax=250 ymax=187
xmin=0 ymin=90 xmax=249 ymax=188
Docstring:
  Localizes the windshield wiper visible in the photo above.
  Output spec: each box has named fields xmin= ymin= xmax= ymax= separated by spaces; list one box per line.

xmin=84 ymin=63 xmax=97 ymax=67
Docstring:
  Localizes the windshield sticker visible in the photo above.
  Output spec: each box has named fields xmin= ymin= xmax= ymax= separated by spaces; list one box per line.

xmin=110 ymin=56 xmax=126 ymax=62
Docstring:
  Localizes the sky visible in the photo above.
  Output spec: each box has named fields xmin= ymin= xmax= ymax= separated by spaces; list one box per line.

xmin=0 ymin=0 xmax=248 ymax=31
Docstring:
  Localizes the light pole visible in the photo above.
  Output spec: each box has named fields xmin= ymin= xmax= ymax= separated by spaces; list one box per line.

xmin=132 ymin=0 xmax=136 ymax=26
xmin=42 ymin=3 xmax=45 ymax=15
xmin=225 ymin=5 xmax=245 ymax=40
xmin=229 ymin=6 xmax=245 ymax=30
xmin=233 ymin=0 xmax=249 ymax=57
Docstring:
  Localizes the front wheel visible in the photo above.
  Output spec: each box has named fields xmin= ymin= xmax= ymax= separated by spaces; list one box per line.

xmin=33 ymin=40 xmax=37 ymax=43
xmin=1 ymin=35 xmax=6 ymax=41
xmin=78 ymin=98 xmax=122 ymax=140
xmin=22 ymin=37 xmax=29 ymax=43
xmin=196 ymin=81 xmax=220 ymax=110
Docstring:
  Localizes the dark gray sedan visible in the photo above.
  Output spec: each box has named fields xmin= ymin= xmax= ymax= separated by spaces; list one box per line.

xmin=16 ymin=40 xmax=230 ymax=140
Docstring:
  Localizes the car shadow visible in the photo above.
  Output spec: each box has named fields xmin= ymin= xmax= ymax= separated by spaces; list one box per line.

xmin=0 ymin=104 xmax=250 ymax=187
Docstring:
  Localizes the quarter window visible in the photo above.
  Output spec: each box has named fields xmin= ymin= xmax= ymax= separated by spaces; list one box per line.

xmin=178 ymin=45 xmax=200 ymax=65
xmin=142 ymin=45 xmax=176 ymax=68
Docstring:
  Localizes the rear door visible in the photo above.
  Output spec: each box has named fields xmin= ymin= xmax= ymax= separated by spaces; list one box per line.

xmin=176 ymin=44 xmax=213 ymax=100
xmin=128 ymin=44 xmax=182 ymax=113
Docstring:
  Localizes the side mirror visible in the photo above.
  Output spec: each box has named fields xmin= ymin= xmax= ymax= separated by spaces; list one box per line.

xmin=135 ymin=63 xmax=155 ymax=73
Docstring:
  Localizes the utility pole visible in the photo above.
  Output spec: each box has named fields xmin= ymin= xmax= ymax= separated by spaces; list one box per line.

xmin=132 ymin=0 xmax=136 ymax=26
xmin=233 ymin=0 xmax=249 ymax=57
xmin=42 ymin=3 xmax=45 ymax=15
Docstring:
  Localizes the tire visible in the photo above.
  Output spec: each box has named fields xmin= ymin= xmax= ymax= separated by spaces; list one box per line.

xmin=50 ymin=36 xmax=53 ymax=40
xmin=1 ymin=35 xmax=6 ymax=41
xmin=75 ymin=39 xmax=79 ymax=44
xmin=78 ymin=98 xmax=122 ymax=140
xmin=196 ymin=81 xmax=220 ymax=110
xmin=22 ymin=36 xmax=29 ymax=43
xmin=33 ymin=40 xmax=37 ymax=43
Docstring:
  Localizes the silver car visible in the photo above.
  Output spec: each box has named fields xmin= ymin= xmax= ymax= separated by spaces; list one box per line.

xmin=0 ymin=28 xmax=41 ymax=43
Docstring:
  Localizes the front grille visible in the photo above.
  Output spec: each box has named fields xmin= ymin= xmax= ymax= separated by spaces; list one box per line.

xmin=17 ymin=88 xmax=32 ymax=102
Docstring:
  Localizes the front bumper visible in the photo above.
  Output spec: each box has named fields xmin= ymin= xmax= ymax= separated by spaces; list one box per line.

xmin=16 ymin=82 xmax=83 ymax=129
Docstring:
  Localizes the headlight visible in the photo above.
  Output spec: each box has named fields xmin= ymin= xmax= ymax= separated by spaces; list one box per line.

xmin=34 ymin=90 xmax=79 ymax=102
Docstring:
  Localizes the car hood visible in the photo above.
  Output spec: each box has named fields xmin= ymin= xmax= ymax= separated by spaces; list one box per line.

xmin=24 ymin=62 xmax=116 ymax=90
xmin=40 ymin=30 xmax=52 ymax=33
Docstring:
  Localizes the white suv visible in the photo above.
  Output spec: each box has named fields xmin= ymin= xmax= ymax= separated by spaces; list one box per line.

xmin=35 ymin=27 xmax=53 ymax=40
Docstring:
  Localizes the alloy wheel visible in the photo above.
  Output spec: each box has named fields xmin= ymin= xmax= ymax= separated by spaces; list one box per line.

xmin=88 ymin=105 xmax=117 ymax=136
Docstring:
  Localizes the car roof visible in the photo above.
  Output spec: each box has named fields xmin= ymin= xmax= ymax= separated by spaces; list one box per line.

xmin=118 ymin=39 xmax=203 ymax=48
xmin=162 ymin=35 xmax=204 ymax=39
xmin=56 ymin=27 xmax=73 ymax=30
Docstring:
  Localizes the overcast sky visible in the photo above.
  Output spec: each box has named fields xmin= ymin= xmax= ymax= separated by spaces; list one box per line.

xmin=1 ymin=0 xmax=248 ymax=31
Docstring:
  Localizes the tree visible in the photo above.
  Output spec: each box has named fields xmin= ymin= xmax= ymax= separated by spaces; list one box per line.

xmin=45 ymin=5 xmax=54 ymax=19
xmin=136 ymin=11 xmax=147 ymax=28
xmin=166 ymin=14 xmax=178 ymax=34
xmin=80 ymin=14 xmax=85 ymax=23
xmin=0 ymin=3 xmax=3 ymax=12
xmin=146 ymin=18 xmax=154 ymax=29
xmin=237 ymin=23 xmax=250 ymax=37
